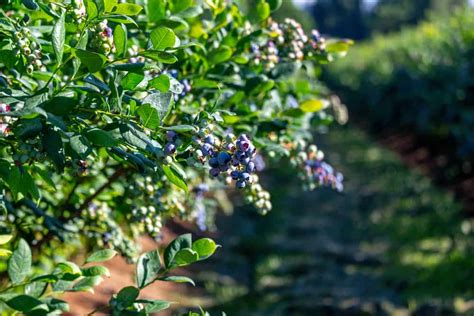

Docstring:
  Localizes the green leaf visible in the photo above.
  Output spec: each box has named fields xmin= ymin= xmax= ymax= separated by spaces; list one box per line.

xmin=8 ymin=239 xmax=32 ymax=285
xmin=170 ymin=0 xmax=192 ymax=13
xmin=137 ymin=104 xmax=160 ymax=129
xmin=114 ymin=24 xmax=127 ymax=57
xmin=136 ymin=250 xmax=161 ymax=288
xmin=161 ymin=125 xmax=198 ymax=133
xmin=70 ymin=135 xmax=92 ymax=159
xmin=142 ymin=91 xmax=172 ymax=121
xmin=45 ymin=298 xmax=69 ymax=312
xmin=326 ymin=40 xmax=352 ymax=55
xmin=168 ymin=76 xmax=184 ymax=94
xmin=192 ymin=238 xmax=219 ymax=260
xmin=163 ymin=233 xmax=192 ymax=268
xmin=148 ymin=74 xmax=170 ymax=92
xmin=141 ymin=51 xmax=177 ymax=64
xmin=75 ymin=49 xmax=107 ymax=73
xmin=86 ymin=0 xmax=98 ymax=19
xmin=85 ymin=249 xmax=117 ymax=263
xmin=147 ymin=0 xmax=166 ymax=22
xmin=0 ymin=234 xmax=13 ymax=245
xmin=57 ymin=261 xmax=82 ymax=276
xmin=104 ymin=0 xmax=118 ymax=12
xmin=208 ymin=45 xmax=232 ymax=65
xmin=256 ymin=0 xmax=270 ymax=20
xmin=72 ymin=276 xmax=103 ymax=292
xmin=299 ymin=99 xmax=325 ymax=113
xmin=42 ymin=128 xmax=65 ymax=172
xmin=144 ymin=300 xmax=171 ymax=313
xmin=82 ymin=266 xmax=110 ymax=277
xmin=121 ymin=72 xmax=144 ymax=90
xmin=52 ymin=11 xmax=65 ymax=64
xmin=150 ymin=27 xmax=177 ymax=50
xmin=22 ymin=0 xmax=39 ymax=10
xmin=268 ymin=0 xmax=282 ymax=11
xmin=116 ymin=286 xmax=140 ymax=307
xmin=114 ymin=3 xmax=143 ymax=15
xmin=159 ymin=275 xmax=195 ymax=286
xmin=162 ymin=163 xmax=187 ymax=193
xmin=31 ymin=274 xmax=59 ymax=283
xmin=85 ymin=128 xmax=118 ymax=147
xmin=0 ymin=249 xmax=12 ymax=257
xmin=174 ymin=248 xmax=199 ymax=266
xmin=6 ymin=295 xmax=43 ymax=312
xmin=43 ymin=97 xmax=76 ymax=116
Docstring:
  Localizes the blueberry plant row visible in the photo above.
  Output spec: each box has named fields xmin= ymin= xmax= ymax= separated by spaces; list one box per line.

xmin=326 ymin=8 xmax=474 ymax=159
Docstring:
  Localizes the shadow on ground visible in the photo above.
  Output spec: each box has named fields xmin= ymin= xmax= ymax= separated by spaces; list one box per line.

xmin=183 ymin=126 xmax=474 ymax=316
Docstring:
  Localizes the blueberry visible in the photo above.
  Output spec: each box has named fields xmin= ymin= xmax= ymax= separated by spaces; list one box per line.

xmin=240 ymin=157 xmax=250 ymax=165
xmin=238 ymin=134 xmax=249 ymax=142
xmin=166 ymin=130 xmax=177 ymax=142
xmin=240 ymin=172 xmax=251 ymax=182
xmin=204 ymin=135 xmax=215 ymax=145
xmin=169 ymin=69 xmax=179 ymax=78
xmin=246 ymin=162 xmax=255 ymax=172
xmin=236 ymin=181 xmax=246 ymax=189
xmin=231 ymin=170 xmax=240 ymax=180
xmin=201 ymin=143 xmax=213 ymax=156
xmin=164 ymin=142 xmax=176 ymax=155
xmin=234 ymin=151 xmax=246 ymax=161
xmin=219 ymin=165 xmax=229 ymax=172
xmin=217 ymin=151 xmax=232 ymax=165
xmin=210 ymin=168 xmax=220 ymax=177
xmin=209 ymin=157 xmax=219 ymax=168
xmin=237 ymin=140 xmax=250 ymax=151
xmin=231 ymin=158 xmax=240 ymax=166
xmin=248 ymin=144 xmax=256 ymax=154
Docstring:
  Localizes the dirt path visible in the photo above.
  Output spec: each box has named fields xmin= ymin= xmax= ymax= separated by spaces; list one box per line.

xmin=64 ymin=229 xmax=193 ymax=315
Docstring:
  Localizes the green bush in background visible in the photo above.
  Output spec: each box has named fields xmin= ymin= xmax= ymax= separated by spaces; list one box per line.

xmin=326 ymin=8 xmax=474 ymax=160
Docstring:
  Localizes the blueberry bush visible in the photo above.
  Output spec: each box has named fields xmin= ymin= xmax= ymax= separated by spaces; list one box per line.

xmin=326 ymin=8 xmax=474 ymax=159
xmin=0 ymin=0 xmax=350 ymax=313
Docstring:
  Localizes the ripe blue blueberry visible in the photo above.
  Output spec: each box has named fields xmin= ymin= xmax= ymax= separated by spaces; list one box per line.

xmin=209 ymin=157 xmax=219 ymax=168
xmin=231 ymin=170 xmax=240 ymax=180
xmin=201 ymin=143 xmax=213 ymax=156
xmin=210 ymin=168 xmax=220 ymax=177
xmin=217 ymin=151 xmax=232 ymax=165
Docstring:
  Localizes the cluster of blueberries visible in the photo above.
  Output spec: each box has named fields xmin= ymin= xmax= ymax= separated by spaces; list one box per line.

xmin=0 ymin=103 xmax=10 ymax=135
xmin=13 ymin=28 xmax=44 ymax=74
xmin=302 ymin=145 xmax=343 ymax=192
xmin=90 ymin=20 xmax=115 ymax=55
xmin=203 ymin=134 xmax=257 ymax=189
xmin=304 ymin=159 xmax=344 ymax=192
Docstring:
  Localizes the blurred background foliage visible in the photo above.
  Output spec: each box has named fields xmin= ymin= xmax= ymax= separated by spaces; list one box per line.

xmin=185 ymin=0 xmax=474 ymax=315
